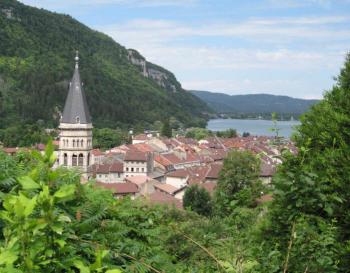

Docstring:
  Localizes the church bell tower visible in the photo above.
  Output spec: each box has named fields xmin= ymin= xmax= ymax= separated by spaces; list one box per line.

xmin=58 ymin=51 xmax=93 ymax=176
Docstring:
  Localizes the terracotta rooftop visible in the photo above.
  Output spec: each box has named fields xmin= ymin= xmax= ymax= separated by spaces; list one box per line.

xmin=200 ymin=182 xmax=217 ymax=195
xmin=187 ymin=166 xmax=210 ymax=185
xmin=125 ymin=175 xmax=152 ymax=186
xmin=162 ymin=153 xmax=182 ymax=165
xmin=154 ymin=183 xmax=179 ymax=195
xmin=146 ymin=191 xmax=182 ymax=209
xmin=154 ymin=154 xmax=173 ymax=167
xmin=167 ymin=169 xmax=189 ymax=178
xmin=91 ymin=149 xmax=104 ymax=156
xmin=92 ymin=162 xmax=123 ymax=174
xmin=95 ymin=181 xmax=139 ymax=194
xmin=124 ymin=151 xmax=148 ymax=162
xmin=133 ymin=143 xmax=155 ymax=153
xmin=2 ymin=147 xmax=19 ymax=154
xmin=206 ymin=164 xmax=223 ymax=179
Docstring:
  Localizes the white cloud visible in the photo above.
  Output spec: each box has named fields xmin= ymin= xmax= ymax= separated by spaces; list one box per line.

xmin=99 ymin=16 xmax=350 ymax=47
xmin=96 ymin=16 xmax=348 ymax=97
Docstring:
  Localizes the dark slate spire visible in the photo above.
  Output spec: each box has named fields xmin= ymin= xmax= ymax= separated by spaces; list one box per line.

xmin=61 ymin=51 xmax=91 ymax=124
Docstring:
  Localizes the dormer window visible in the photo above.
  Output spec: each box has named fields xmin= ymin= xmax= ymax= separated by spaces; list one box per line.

xmin=76 ymin=116 xmax=80 ymax=123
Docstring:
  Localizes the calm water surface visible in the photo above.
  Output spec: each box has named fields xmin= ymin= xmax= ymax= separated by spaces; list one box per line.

xmin=207 ymin=119 xmax=301 ymax=138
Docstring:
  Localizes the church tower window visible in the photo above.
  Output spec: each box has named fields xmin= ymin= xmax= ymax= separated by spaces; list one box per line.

xmin=78 ymin=153 xmax=84 ymax=166
xmin=63 ymin=153 xmax=67 ymax=166
xmin=72 ymin=154 xmax=77 ymax=166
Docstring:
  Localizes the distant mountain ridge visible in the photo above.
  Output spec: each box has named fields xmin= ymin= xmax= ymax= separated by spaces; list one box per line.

xmin=190 ymin=90 xmax=320 ymax=116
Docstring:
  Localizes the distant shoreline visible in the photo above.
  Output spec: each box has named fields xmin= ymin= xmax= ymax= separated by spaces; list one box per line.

xmin=207 ymin=118 xmax=300 ymax=138
xmin=209 ymin=116 xmax=300 ymax=121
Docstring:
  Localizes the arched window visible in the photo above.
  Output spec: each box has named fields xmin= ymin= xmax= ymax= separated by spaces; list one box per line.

xmin=72 ymin=154 xmax=77 ymax=166
xmin=87 ymin=153 xmax=90 ymax=166
xmin=81 ymin=139 xmax=84 ymax=147
xmin=76 ymin=116 xmax=80 ymax=123
xmin=78 ymin=153 xmax=84 ymax=166
xmin=63 ymin=153 xmax=67 ymax=166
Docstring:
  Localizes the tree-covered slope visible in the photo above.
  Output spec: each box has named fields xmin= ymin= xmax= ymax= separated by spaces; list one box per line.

xmin=191 ymin=90 xmax=319 ymax=115
xmin=0 ymin=0 xmax=210 ymax=130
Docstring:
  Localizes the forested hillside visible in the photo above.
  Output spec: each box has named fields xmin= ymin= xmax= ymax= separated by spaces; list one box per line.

xmin=191 ymin=90 xmax=319 ymax=116
xmin=0 ymin=0 xmax=210 ymax=130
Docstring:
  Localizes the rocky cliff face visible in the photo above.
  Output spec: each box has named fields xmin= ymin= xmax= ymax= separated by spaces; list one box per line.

xmin=127 ymin=49 xmax=178 ymax=93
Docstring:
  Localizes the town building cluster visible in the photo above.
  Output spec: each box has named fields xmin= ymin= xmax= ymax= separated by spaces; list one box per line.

xmin=87 ymin=133 xmax=296 ymax=207
xmin=1 ymin=53 xmax=297 ymax=208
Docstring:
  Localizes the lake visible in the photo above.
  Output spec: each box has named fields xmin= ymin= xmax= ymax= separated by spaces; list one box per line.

xmin=207 ymin=119 xmax=301 ymax=138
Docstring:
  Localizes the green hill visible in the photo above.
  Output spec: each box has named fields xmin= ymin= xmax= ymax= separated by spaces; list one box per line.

xmin=191 ymin=90 xmax=319 ymax=117
xmin=0 ymin=0 xmax=211 ymax=130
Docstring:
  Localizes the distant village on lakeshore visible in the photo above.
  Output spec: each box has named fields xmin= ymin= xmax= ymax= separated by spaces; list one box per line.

xmin=0 ymin=53 xmax=298 ymax=208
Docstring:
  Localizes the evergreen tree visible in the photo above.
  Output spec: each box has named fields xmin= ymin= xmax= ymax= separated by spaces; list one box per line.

xmin=183 ymin=185 xmax=212 ymax=217
xmin=161 ymin=119 xmax=172 ymax=138
xmin=259 ymin=53 xmax=350 ymax=272
xmin=214 ymin=150 xmax=261 ymax=215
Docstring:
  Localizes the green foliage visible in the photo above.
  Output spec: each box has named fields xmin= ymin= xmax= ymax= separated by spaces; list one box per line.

xmin=183 ymin=185 xmax=212 ymax=217
xmin=214 ymin=150 xmax=262 ymax=216
xmin=185 ymin=127 xmax=213 ymax=140
xmin=0 ymin=0 xmax=210 ymax=131
xmin=92 ymin=128 xmax=128 ymax=150
xmin=257 ymin=53 xmax=350 ymax=272
xmin=242 ymin=132 xmax=250 ymax=137
xmin=0 ymin=122 xmax=51 ymax=147
xmin=161 ymin=119 xmax=172 ymax=138
xmin=215 ymin=128 xmax=237 ymax=138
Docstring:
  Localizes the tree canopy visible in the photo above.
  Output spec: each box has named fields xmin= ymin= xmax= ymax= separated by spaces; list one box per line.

xmin=183 ymin=184 xmax=212 ymax=217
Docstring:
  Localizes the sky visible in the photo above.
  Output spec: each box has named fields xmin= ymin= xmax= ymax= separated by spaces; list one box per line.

xmin=20 ymin=0 xmax=350 ymax=99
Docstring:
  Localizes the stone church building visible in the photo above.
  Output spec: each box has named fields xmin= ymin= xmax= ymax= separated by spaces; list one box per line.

xmin=58 ymin=52 xmax=93 ymax=176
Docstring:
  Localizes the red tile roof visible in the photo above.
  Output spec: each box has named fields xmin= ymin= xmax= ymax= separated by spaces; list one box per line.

xmin=125 ymin=175 xmax=151 ymax=186
xmin=206 ymin=164 xmax=223 ymax=179
xmin=187 ymin=166 xmax=210 ymax=185
xmin=96 ymin=181 xmax=139 ymax=194
xmin=124 ymin=151 xmax=148 ymax=162
xmin=154 ymin=154 xmax=173 ymax=167
xmin=133 ymin=143 xmax=155 ymax=153
xmin=2 ymin=147 xmax=19 ymax=154
xmin=154 ymin=183 xmax=179 ymax=195
xmin=92 ymin=162 xmax=123 ymax=174
xmin=167 ymin=169 xmax=189 ymax=178
xmin=162 ymin=153 xmax=182 ymax=165
xmin=200 ymin=182 xmax=217 ymax=195
xmin=91 ymin=149 xmax=104 ymax=156
xmin=146 ymin=191 xmax=182 ymax=209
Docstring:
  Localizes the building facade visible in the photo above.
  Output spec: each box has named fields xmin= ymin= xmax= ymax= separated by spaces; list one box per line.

xmin=58 ymin=52 xmax=93 ymax=176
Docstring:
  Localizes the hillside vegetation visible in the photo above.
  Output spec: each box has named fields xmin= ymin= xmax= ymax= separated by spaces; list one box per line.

xmin=0 ymin=0 xmax=210 ymax=130
xmin=191 ymin=90 xmax=319 ymax=118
